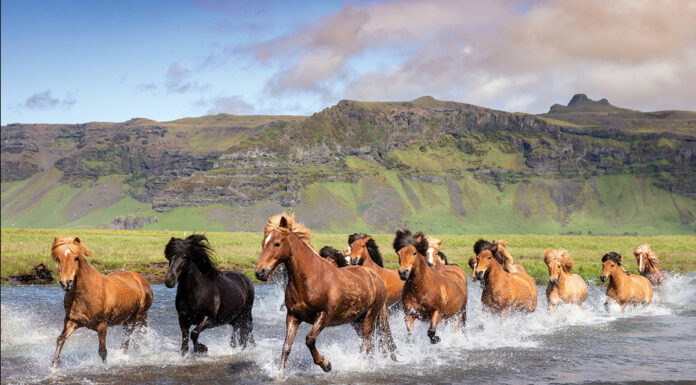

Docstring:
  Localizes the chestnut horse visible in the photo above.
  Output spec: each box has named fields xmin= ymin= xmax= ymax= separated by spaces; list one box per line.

xmin=601 ymin=252 xmax=653 ymax=309
xmin=319 ymin=246 xmax=349 ymax=268
xmin=347 ymin=233 xmax=404 ymax=307
xmin=473 ymin=249 xmax=537 ymax=314
xmin=473 ymin=239 xmax=527 ymax=277
xmin=51 ymin=237 xmax=153 ymax=368
xmin=425 ymin=237 xmax=468 ymax=293
xmin=543 ymin=249 xmax=587 ymax=312
xmin=394 ymin=229 xmax=467 ymax=344
xmin=633 ymin=243 xmax=665 ymax=286
xmin=254 ymin=213 xmax=397 ymax=374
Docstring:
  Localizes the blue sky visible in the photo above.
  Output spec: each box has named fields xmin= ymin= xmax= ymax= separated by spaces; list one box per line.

xmin=2 ymin=0 xmax=694 ymax=124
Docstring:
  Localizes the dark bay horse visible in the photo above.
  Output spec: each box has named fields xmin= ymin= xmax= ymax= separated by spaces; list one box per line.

xmin=394 ymin=229 xmax=467 ymax=344
xmin=347 ymin=233 xmax=404 ymax=307
xmin=254 ymin=213 xmax=397 ymax=374
xmin=601 ymin=252 xmax=653 ymax=309
xmin=319 ymin=246 xmax=349 ymax=267
xmin=164 ymin=235 xmax=255 ymax=354
xmin=473 ymin=249 xmax=537 ymax=314
xmin=51 ymin=237 xmax=153 ymax=368
xmin=633 ymin=243 xmax=666 ymax=286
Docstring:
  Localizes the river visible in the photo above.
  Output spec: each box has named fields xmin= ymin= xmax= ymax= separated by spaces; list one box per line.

xmin=2 ymin=274 xmax=695 ymax=384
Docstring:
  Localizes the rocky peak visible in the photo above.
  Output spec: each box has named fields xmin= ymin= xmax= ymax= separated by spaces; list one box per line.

xmin=549 ymin=94 xmax=617 ymax=113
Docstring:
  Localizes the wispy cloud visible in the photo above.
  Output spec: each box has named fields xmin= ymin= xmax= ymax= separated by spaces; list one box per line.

xmin=22 ymin=91 xmax=76 ymax=110
xmin=198 ymin=95 xmax=255 ymax=114
xmin=164 ymin=62 xmax=209 ymax=94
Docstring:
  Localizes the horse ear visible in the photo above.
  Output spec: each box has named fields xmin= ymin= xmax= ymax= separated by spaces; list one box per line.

xmin=279 ymin=216 xmax=288 ymax=228
xmin=416 ymin=236 xmax=422 ymax=243
xmin=74 ymin=237 xmax=81 ymax=244
xmin=364 ymin=236 xmax=371 ymax=242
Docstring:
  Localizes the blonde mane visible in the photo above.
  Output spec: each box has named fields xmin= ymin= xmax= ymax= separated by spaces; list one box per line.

xmin=51 ymin=236 xmax=92 ymax=260
xmin=493 ymin=239 xmax=514 ymax=271
xmin=264 ymin=212 xmax=317 ymax=253
xmin=426 ymin=236 xmax=442 ymax=249
xmin=634 ymin=243 xmax=659 ymax=268
xmin=543 ymin=248 xmax=574 ymax=273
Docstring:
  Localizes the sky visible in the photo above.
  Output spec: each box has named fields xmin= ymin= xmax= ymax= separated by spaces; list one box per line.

xmin=2 ymin=0 xmax=695 ymax=124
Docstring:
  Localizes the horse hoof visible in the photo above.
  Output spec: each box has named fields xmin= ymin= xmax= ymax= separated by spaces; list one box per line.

xmin=429 ymin=335 xmax=441 ymax=344
xmin=390 ymin=352 xmax=399 ymax=362
xmin=194 ymin=344 xmax=208 ymax=354
xmin=320 ymin=358 xmax=332 ymax=372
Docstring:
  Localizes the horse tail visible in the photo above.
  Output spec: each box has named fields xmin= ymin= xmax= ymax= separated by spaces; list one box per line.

xmin=376 ymin=303 xmax=397 ymax=357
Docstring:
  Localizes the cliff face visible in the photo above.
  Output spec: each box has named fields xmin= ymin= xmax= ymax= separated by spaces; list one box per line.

xmin=2 ymin=95 xmax=695 ymax=233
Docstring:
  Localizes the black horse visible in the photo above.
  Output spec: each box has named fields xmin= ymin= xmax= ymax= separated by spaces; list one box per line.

xmin=164 ymin=234 xmax=255 ymax=355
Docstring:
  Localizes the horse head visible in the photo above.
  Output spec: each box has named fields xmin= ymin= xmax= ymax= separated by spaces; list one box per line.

xmin=601 ymin=252 xmax=623 ymax=282
xmin=473 ymin=249 xmax=499 ymax=281
xmin=393 ymin=229 xmax=428 ymax=280
xmin=425 ymin=237 xmax=442 ymax=267
xmin=633 ymin=243 xmax=657 ymax=275
xmin=543 ymin=248 xmax=573 ymax=286
xmin=164 ymin=234 xmax=217 ymax=288
xmin=256 ymin=213 xmax=314 ymax=281
xmin=51 ymin=236 xmax=91 ymax=291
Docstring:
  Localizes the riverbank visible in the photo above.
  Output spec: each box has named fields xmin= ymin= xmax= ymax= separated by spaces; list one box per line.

xmin=2 ymin=228 xmax=695 ymax=284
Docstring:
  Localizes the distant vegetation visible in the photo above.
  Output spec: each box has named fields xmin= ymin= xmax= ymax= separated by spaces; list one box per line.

xmin=3 ymin=229 xmax=695 ymax=284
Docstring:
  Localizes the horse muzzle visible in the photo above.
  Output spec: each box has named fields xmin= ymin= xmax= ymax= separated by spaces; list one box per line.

xmin=398 ymin=269 xmax=411 ymax=281
xmin=350 ymin=257 xmax=360 ymax=265
xmin=549 ymin=278 xmax=558 ymax=286
xmin=164 ymin=276 xmax=176 ymax=288
xmin=255 ymin=268 xmax=270 ymax=281
xmin=474 ymin=271 xmax=484 ymax=281
xmin=600 ymin=275 xmax=607 ymax=282
xmin=59 ymin=279 xmax=73 ymax=291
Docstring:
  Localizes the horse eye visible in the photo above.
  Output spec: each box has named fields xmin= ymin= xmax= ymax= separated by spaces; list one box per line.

xmin=488 ymin=256 xmax=492 ymax=260
xmin=274 ymin=242 xmax=281 ymax=247
xmin=74 ymin=257 xmax=79 ymax=261
xmin=412 ymin=252 xmax=416 ymax=256
xmin=362 ymin=245 xmax=365 ymax=248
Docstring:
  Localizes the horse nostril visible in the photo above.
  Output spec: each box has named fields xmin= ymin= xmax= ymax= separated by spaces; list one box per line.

xmin=255 ymin=269 xmax=268 ymax=281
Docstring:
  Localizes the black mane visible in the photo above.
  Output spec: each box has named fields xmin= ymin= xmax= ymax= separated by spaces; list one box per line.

xmin=393 ymin=229 xmax=428 ymax=256
xmin=438 ymin=250 xmax=452 ymax=265
xmin=165 ymin=234 xmax=220 ymax=276
xmin=319 ymin=246 xmax=348 ymax=267
xmin=348 ymin=233 xmax=384 ymax=267
xmin=602 ymin=251 xmax=623 ymax=266
xmin=473 ymin=238 xmax=508 ymax=272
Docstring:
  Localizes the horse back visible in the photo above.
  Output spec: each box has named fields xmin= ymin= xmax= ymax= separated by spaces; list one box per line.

xmin=220 ymin=270 xmax=255 ymax=310
xmin=630 ymin=274 xmax=653 ymax=303
xmin=102 ymin=271 xmax=153 ymax=323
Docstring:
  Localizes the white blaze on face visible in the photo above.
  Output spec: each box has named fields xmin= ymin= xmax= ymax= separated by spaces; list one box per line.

xmin=427 ymin=247 xmax=435 ymax=265
xmin=64 ymin=249 xmax=71 ymax=257
xmin=264 ymin=234 xmax=272 ymax=247
xmin=638 ymin=254 xmax=643 ymax=273
xmin=345 ymin=256 xmax=351 ymax=264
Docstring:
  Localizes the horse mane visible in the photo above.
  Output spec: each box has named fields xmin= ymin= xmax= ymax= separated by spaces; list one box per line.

xmin=393 ymin=228 xmax=428 ymax=256
xmin=634 ymin=243 xmax=659 ymax=268
xmin=264 ymin=212 xmax=316 ymax=252
xmin=348 ymin=233 xmax=383 ymax=267
xmin=319 ymin=246 xmax=348 ymax=267
xmin=543 ymin=248 xmax=573 ymax=273
xmin=474 ymin=238 xmax=512 ymax=272
xmin=165 ymin=234 xmax=220 ymax=276
xmin=426 ymin=236 xmax=451 ymax=265
xmin=51 ymin=236 xmax=92 ymax=260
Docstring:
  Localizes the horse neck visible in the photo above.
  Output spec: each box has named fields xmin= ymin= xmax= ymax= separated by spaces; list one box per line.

xmin=644 ymin=260 xmax=659 ymax=276
xmin=284 ymin=232 xmax=327 ymax=291
xmin=71 ymin=256 xmax=104 ymax=298
xmin=609 ymin=267 xmax=629 ymax=287
xmin=361 ymin=249 xmax=379 ymax=268
xmin=557 ymin=270 xmax=572 ymax=289
xmin=178 ymin=261 xmax=209 ymax=290
xmin=484 ymin=259 xmax=508 ymax=285
xmin=409 ymin=253 xmax=434 ymax=289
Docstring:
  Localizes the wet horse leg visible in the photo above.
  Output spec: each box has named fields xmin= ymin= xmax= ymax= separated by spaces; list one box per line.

xmin=52 ymin=319 xmax=79 ymax=368
xmin=179 ymin=318 xmax=191 ymax=356
xmin=97 ymin=322 xmax=108 ymax=362
xmin=238 ymin=307 xmax=254 ymax=349
xmin=427 ymin=311 xmax=441 ymax=344
xmin=279 ymin=313 xmax=300 ymax=375
xmin=360 ymin=313 xmax=377 ymax=357
xmin=191 ymin=316 xmax=211 ymax=353
xmin=121 ymin=320 xmax=135 ymax=351
xmin=306 ymin=311 xmax=331 ymax=372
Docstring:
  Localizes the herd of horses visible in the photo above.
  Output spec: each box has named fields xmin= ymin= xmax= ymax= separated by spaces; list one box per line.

xmin=48 ymin=212 xmax=663 ymax=374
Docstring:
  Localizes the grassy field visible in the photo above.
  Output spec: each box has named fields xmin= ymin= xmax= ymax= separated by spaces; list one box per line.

xmin=2 ymin=228 xmax=694 ymax=285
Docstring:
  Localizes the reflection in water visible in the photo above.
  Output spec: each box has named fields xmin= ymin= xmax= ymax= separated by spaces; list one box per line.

xmin=2 ymin=273 xmax=695 ymax=384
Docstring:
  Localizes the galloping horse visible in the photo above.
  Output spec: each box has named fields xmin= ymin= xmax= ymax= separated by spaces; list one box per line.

xmin=473 ymin=239 xmax=527 ymax=275
xmin=394 ymin=229 xmax=467 ymax=344
xmin=473 ymin=249 xmax=537 ymax=314
xmin=633 ymin=243 xmax=665 ymax=286
xmin=164 ymin=235 xmax=255 ymax=354
xmin=51 ymin=237 xmax=153 ymax=368
xmin=543 ymin=249 xmax=587 ymax=312
xmin=254 ymin=213 xmax=397 ymax=374
xmin=347 ymin=233 xmax=404 ymax=307
xmin=319 ymin=246 xmax=349 ymax=267
xmin=601 ymin=252 xmax=653 ymax=309
xmin=425 ymin=237 xmax=468 ymax=293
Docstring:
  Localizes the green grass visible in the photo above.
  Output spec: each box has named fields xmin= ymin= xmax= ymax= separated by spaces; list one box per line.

xmin=2 ymin=229 xmax=695 ymax=285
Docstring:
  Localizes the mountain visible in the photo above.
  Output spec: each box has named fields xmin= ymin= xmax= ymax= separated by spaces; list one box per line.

xmin=2 ymin=94 xmax=695 ymax=234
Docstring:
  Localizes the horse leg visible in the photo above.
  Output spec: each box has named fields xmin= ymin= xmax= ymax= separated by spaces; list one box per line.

xmin=360 ymin=315 xmax=377 ymax=357
xmin=52 ymin=319 xmax=79 ymax=368
xmin=279 ymin=313 xmax=300 ymax=375
xmin=179 ymin=319 xmax=191 ymax=356
xmin=238 ymin=307 xmax=254 ymax=349
xmin=97 ymin=322 xmax=108 ymax=363
xmin=457 ymin=309 xmax=467 ymax=332
xmin=427 ymin=311 xmax=441 ymax=344
xmin=376 ymin=304 xmax=398 ymax=360
xmin=191 ymin=316 xmax=211 ymax=353
xmin=121 ymin=320 xmax=135 ymax=352
xmin=230 ymin=324 xmax=240 ymax=348
xmin=404 ymin=313 xmax=415 ymax=338
xmin=306 ymin=311 xmax=331 ymax=372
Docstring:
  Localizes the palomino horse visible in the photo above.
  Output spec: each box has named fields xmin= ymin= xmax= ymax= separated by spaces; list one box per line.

xmin=347 ymin=233 xmax=404 ymax=307
xmin=164 ymin=235 xmax=255 ymax=355
xmin=601 ymin=252 xmax=653 ymax=309
xmin=394 ymin=229 xmax=467 ymax=344
xmin=473 ymin=249 xmax=537 ymax=314
xmin=254 ymin=213 xmax=397 ymax=374
xmin=425 ymin=237 xmax=468 ymax=293
xmin=633 ymin=243 xmax=665 ymax=286
xmin=543 ymin=249 xmax=587 ymax=312
xmin=319 ymin=246 xmax=349 ymax=267
xmin=51 ymin=237 xmax=153 ymax=368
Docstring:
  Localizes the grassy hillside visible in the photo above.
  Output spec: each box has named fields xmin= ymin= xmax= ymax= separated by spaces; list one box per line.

xmin=2 ymin=229 xmax=694 ymax=285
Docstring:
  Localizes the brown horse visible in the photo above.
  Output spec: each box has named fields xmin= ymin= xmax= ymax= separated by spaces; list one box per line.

xmin=51 ymin=237 xmax=153 ymax=368
xmin=425 ymin=237 xmax=468 ymax=293
xmin=633 ymin=243 xmax=665 ymax=286
xmin=471 ymin=239 xmax=526 ymax=279
xmin=473 ymin=249 xmax=537 ymax=314
xmin=601 ymin=252 xmax=653 ymax=309
xmin=347 ymin=233 xmax=404 ymax=307
xmin=543 ymin=249 xmax=587 ymax=312
xmin=394 ymin=229 xmax=467 ymax=344
xmin=254 ymin=213 xmax=396 ymax=374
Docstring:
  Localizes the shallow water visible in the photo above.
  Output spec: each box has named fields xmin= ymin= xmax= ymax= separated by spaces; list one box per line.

xmin=2 ymin=273 xmax=695 ymax=384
